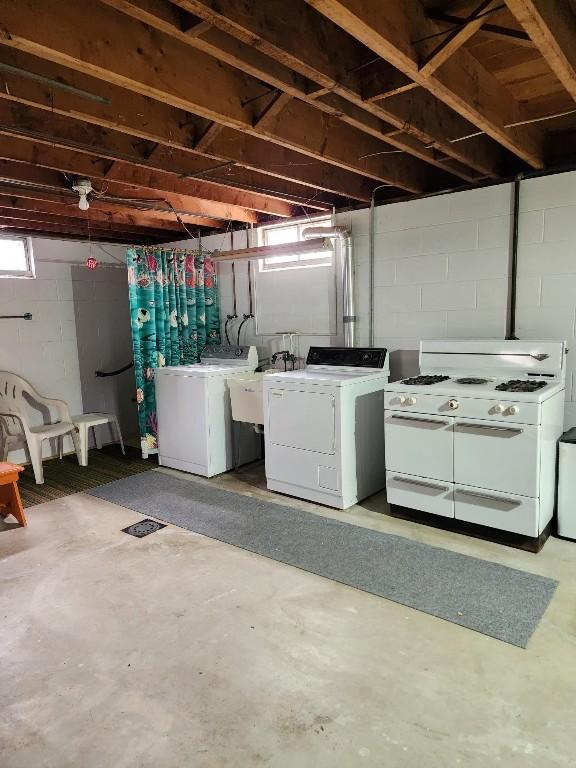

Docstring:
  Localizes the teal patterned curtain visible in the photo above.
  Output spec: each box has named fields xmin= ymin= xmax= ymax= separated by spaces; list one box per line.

xmin=127 ymin=246 xmax=221 ymax=456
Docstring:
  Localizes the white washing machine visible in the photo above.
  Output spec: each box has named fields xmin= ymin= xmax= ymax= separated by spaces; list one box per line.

xmin=264 ymin=347 xmax=389 ymax=509
xmin=155 ymin=345 xmax=258 ymax=477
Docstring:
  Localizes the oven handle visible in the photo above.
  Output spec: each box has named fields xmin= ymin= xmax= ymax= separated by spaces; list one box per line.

xmin=455 ymin=488 xmax=520 ymax=507
xmin=388 ymin=414 xmax=450 ymax=427
xmin=455 ymin=422 xmax=523 ymax=435
xmin=392 ymin=476 xmax=449 ymax=492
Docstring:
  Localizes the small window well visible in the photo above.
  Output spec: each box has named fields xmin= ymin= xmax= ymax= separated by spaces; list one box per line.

xmin=0 ymin=236 xmax=35 ymax=278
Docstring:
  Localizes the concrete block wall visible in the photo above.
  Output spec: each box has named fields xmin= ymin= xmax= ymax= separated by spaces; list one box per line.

xmin=515 ymin=171 xmax=576 ymax=428
xmin=0 ymin=238 xmax=136 ymax=464
xmin=167 ymin=171 xmax=576 ymax=427
xmin=336 ymin=184 xmax=513 ymax=379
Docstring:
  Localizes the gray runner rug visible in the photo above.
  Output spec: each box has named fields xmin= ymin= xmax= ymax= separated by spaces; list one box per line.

xmin=89 ymin=470 xmax=558 ymax=647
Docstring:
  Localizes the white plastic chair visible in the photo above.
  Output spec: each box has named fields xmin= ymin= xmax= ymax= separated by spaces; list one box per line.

xmin=0 ymin=372 xmax=81 ymax=484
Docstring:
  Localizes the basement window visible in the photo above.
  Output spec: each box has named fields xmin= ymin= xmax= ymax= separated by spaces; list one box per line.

xmin=0 ymin=236 xmax=35 ymax=278
xmin=259 ymin=216 xmax=333 ymax=272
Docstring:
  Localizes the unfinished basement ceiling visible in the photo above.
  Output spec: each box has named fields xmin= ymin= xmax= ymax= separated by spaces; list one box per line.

xmin=0 ymin=0 xmax=575 ymax=242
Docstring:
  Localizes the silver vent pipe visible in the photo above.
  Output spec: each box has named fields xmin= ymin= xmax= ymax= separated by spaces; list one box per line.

xmin=301 ymin=225 xmax=355 ymax=348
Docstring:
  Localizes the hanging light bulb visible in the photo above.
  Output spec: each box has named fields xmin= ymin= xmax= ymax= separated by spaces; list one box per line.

xmin=71 ymin=178 xmax=93 ymax=211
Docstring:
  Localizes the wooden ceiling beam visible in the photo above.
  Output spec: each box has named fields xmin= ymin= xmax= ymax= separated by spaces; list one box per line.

xmin=0 ymin=0 xmax=432 ymax=194
xmin=306 ymin=0 xmax=546 ymax=168
xmin=0 ymin=161 xmax=224 ymax=230
xmin=0 ymin=186 xmax=206 ymax=232
xmin=0 ymin=98 xmax=298 ymax=220
xmin=104 ymin=0 xmax=475 ymax=182
xmin=174 ymin=0 xmax=502 ymax=177
xmin=0 ymin=218 xmax=164 ymax=243
xmin=419 ymin=0 xmax=502 ymax=78
xmin=0 ymin=207 xmax=180 ymax=239
xmin=0 ymin=194 xmax=186 ymax=234
xmin=426 ymin=10 xmax=534 ymax=48
xmin=0 ymin=128 xmax=259 ymax=225
xmin=505 ymin=0 xmax=576 ymax=101
xmin=0 ymin=49 xmax=372 ymax=202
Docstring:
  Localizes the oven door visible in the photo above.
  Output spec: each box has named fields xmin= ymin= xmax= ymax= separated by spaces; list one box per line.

xmin=453 ymin=420 xmax=539 ymax=497
xmin=385 ymin=411 xmax=453 ymax=482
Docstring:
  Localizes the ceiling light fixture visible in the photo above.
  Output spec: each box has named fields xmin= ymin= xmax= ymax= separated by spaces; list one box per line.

xmin=71 ymin=178 xmax=92 ymax=211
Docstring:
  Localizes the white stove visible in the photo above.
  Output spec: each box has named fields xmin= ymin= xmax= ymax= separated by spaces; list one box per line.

xmin=264 ymin=346 xmax=389 ymax=509
xmin=384 ymin=339 xmax=567 ymax=540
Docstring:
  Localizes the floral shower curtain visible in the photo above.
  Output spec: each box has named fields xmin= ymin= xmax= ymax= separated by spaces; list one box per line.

xmin=127 ymin=246 xmax=221 ymax=455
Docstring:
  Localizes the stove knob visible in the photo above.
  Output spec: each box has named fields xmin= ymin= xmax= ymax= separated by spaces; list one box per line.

xmin=398 ymin=396 xmax=406 ymax=405
xmin=448 ymin=399 xmax=459 ymax=410
xmin=493 ymin=403 xmax=505 ymax=414
xmin=507 ymin=405 xmax=520 ymax=415
xmin=405 ymin=396 xmax=417 ymax=406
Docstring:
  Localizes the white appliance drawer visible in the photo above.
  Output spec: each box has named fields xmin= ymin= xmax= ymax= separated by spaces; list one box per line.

xmin=386 ymin=471 xmax=454 ymax=518
xmin=453 ymin=420 xmax=539 ymax=497
xmin=454 ymin=485 xmax=539 ymax=537
xmin=266 ymin=388 xmax=336 ymax=454
xmin=385 ymin=411 xmax=453 ymax=482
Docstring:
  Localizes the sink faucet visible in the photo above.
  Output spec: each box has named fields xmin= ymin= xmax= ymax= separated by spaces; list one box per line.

xmin=271 ymin=350 xmax=296 ymax=371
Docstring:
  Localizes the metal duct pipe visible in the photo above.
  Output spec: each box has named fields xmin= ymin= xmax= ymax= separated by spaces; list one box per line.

xmin=301 ymin=225 xmax=355 ymax=347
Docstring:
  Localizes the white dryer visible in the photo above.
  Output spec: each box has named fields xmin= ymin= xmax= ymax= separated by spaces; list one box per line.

xmin=155 ymin=345 xmax=258 ymax=477
xmin=264 ymin=347 xmax=389 ymax=509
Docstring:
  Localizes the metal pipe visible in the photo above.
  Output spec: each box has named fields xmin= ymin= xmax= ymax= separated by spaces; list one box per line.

xmin=506 ymin=175 xmax=521 ymax=340
xmin=302 ymin=225 xmax=355 ymax=347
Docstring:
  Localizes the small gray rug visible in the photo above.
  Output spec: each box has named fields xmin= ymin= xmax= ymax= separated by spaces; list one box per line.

xmin=89 ymin=471 xmax=558 ymax=647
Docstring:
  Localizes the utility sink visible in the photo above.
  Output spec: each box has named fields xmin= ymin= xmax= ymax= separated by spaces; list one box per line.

xmin=227 ymin=373 xmax=265 ymax=425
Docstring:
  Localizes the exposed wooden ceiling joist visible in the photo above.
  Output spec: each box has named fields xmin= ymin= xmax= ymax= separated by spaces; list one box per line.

xmin=426 ymin=10 xmax=534 ymax=48
xmin=0 ymin=206 xmax=179 ymax=239
xmin=0 ymin=189 xmax=201 ymax=237
xmin=419 ymin=0 xmax=502 ymax=77
xmin=0 ymin=0 xmax=440 ymax=194
xmin=172 ymin=0 xmax=503 ymax=178
xmin=101 ymin=0 xmax=481 ymax=182
xmin=306 ymin=0 xmax=546 ymax=167
xmin=0 ymin=219 xmax=167 ymax=244
xmin=0 ymin=103 xmax=271 ymax=223
xmin=504 ymin=0 xmax=576 ymax=102
xmin=0 ymin=161 xmax=225 ymax=230
xmin=0 ymin=194 xmax=183 ymax=236
xmin=0 ymin=48 xmax=373 ymax=203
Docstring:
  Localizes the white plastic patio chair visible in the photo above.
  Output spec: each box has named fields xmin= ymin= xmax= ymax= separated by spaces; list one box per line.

xmin=0 ymin=372 xmax=81 ymax=484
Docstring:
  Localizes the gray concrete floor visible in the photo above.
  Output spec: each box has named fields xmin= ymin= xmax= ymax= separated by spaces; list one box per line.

xmin=1 ymin=463 xmax=576 ymax=767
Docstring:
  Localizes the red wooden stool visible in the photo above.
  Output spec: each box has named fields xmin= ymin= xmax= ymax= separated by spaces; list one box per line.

xmin=0 ymin=462 xmax=27 ymax=527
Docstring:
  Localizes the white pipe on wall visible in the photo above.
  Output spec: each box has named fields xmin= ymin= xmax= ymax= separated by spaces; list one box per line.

xmin=301 ymin=225 xmax=355 ymax=348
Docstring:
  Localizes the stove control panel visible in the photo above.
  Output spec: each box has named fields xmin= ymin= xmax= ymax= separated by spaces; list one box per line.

xmin=306 ymin=346 xmax=387 ymax=368
xmin=385 ymin=391 xmax=539 ymax=425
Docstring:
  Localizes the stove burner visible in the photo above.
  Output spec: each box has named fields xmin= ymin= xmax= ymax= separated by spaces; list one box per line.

xmin=401 ymin=375 xmax=450 ymax=386
xmin=495 ymin=379 xmax=548 ymax=393
xmin=455 ymin=377 xmax=490 ymax=385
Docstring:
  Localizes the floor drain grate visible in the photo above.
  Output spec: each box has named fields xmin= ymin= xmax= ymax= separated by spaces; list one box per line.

xmin=122 ymin=519 xmax=166 ymax=538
